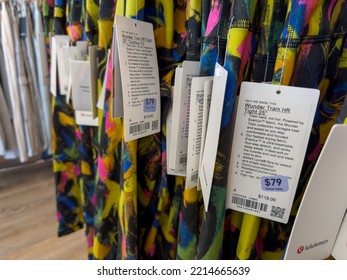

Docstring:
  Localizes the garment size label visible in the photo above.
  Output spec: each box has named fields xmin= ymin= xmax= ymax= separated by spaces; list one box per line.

xmin=186 ymin=76 xmax=213 ymax=189
xmin=226 ymin=82 xmax=319 ymax=223
xmin=200 ymin=63 xmax=228 ymax=211
xmin=115 ymin=16 xmax=160 ymax=141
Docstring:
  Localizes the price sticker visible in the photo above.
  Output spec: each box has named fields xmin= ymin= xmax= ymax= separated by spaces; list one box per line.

xmin=144 ymin=98 xmax=156 ymax=112
xmin=261 ymin=176 xmax=288 ymax=192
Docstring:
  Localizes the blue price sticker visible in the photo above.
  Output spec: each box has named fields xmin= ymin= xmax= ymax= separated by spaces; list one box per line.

xmin=261 ymin=176 xmax=289 ymax=192
xmin=144 ymin=98 xmax=156 ymax=112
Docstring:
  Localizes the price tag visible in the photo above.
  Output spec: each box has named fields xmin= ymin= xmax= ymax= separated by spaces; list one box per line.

xmin=113 ymin=24 xmax=124 ymax=118
xmin=97 ymin=49 xmax=111 ymax=110
xmin=186 ymin=76 xmax=213 ymax=189
xmin=197 ymin=79 xmax=213 ymax=190
xmin=55 ymin=35 xmax=70 ymax=96
xmin=226 ymin=82 xmax=319 ymax=223
xmin=168 ymin=67 xmax=183 ymax=176
xmin=200 ymin=63 xmax=228 ymax=211
xmin=169 ymin=61 xmax=200 ymax=175
xmin=50 ymin=35 xmax=57 ymax=96
xmin=261 ymin=176 xmax=288 ymax=192
xmin=115 ymin=16 xmax=161 ymax=141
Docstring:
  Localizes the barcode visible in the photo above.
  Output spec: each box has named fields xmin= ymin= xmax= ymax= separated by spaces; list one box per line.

xmin=191 ymin=172 xmax=198 ymax=183
xmin=152 ymin=120 xmax=159 ymax=131
xmin=129 ymin=122 xmax=150 ymax=134
xmin=232 ymin=196 xmax=268 ymax=212
xmin=179 ymin=156 xmax=187 ymax=164
xmin=270 ymin=206 xmax=285 ymax=219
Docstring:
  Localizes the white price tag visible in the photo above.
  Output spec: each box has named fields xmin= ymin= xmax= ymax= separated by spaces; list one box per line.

xmin=50 ymin=35 xmax=57 ymax=96
xmin=226 ymin=82 xmax=319 ymax=223
xmin=113 ymin=26 xmax=124 ymax=118
xmin=170 ymin=61 xmax=200 ymax=175
xmin=115 ymin=16 xmax=161 ymax=141
xmin=168 ymin=67 xmax=183 ymax=175
xmin=97 ymin=49 xmax=111 ymax=110
xmin=186 ymin=76 xmax=213 ymax=189
xmin=55 ymin=35 xmax=70 ymax=96
xmin=200 ymin=63 xmax=228 ymax=211
xmin=197 ymin=79 xmax=213 ymax=190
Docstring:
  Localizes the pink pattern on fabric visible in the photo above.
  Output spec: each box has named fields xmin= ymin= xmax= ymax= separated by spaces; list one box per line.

xmin=147 ymin=246 xmax=156 ymax=257
xmin=105 ymin=114 xmax=116 ymax=135
xmin=122 ymin=236 xmax=127 ymax=258
xmin=308 ymin=142 xmax=321 ymax=161
xmin=181 ymin=31 xmax=187 ymax=42
xmin=205 ymin=1 xmax=222 ymax=37
xmin=74 ymin=165 xmax=81 ymax=176
xmin=57 ymin=211 xmax=62 ymax=222
xmin=106 ymin=52 xmax=113 ymax=91
xmin=91 ymin=193 xmax=96 ymax=206
xmin=87 ymin=230 xmax=94 ymax=248
xmin=299 ymin=0 xmax=319 ymax=26
xmin=328 ymin=0 xmax=337 ymax=21
xmin=238 ymin=32 xmax=253 ymax=81
xmin=98 ymin=155 xmax=108 ymax=182
xmin=76 ymin=129 xmax=82 ymax=141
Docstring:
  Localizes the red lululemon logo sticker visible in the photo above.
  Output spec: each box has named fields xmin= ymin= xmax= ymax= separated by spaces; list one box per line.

xmin=297 ymin=246 xmax=304 ymax=254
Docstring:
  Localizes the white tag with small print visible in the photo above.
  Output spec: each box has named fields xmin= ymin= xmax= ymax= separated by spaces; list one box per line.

xmin=197 ymin=79 xmax=213 ymax=190
xmin=200 ymin=63 xmax=228 ymax=211
xmin=75 ymin=110 xmax=98 ymax=126
xmin=113 ymin=25 xmax=124 ymax=118
xmin=170 ymin=61 xmax=200 ymax=175
xmin=50 ymin=35 xmax=57 ymax=96
xmin=55 ymin=35 xmax=70 ymax=95
xmin=226 ymin=82 xmax=319 ymax=223
xmin=186 ymin=76 xmax=213 ymax=189
xmin=168 ymin=67 xmax=183 ymax=175
xmin=66 ymin=46 xmax=78 ymax=103
xmin=166 ymin=86 xmax=176 ymax=175
xmin=115 ymin=16 xmax=161 ymax=141
xmin=97 ymin=49 xmax=111 ymax=110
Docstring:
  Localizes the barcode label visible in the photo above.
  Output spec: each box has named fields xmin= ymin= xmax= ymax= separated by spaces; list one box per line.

xmin=129 ymin=122 xmax=150 ymax=134
xmin=152 ymin=120 xmax=159 ymax=131
xmin=179 ymin=156 xmax=187 ymax=164
xmin=270 ymin=206 xmax=285 ymax=219
xmin=191 ymin=172 xmax=198 ymax=183
xmin=232 ymin=196 xmax=268 ymax=212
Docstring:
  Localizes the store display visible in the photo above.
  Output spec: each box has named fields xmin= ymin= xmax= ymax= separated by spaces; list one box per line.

xmin=1 ymin=0 xmax=347 ymax=261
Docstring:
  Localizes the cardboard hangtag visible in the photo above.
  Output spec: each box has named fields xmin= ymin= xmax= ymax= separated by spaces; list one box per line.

xmin=50 ymin=35 xmax=57 ymax=96
xmin=283 ymin=125 xmax=347 ymax=259
xmin=226 ymin=82 xmax=319 ymax=223
xmin=76 ymin=41 xmax=88 ymax=60
xmin=332 ymin=211 xmax=347 ymax=260
xmin=170 ymin=61 xmax=200 ymax=175
xmin=113 ymin=25 xmax=124 ymax=118
xmin=200 ymin=63 xmax=228 ymax=211
xmin=66 ymin=46 xmax=79 ymax=103
xmin=115 ymin=16 xmax=161 ymax=141
xmin=89 ymin=46 xmax=98 ymax=118
xmin=197 ymin=79 xmax=213 ymax=190
xmin=55 ymin=35 xmax=70 ymax=95
xmin=75 ymin=111 xmax=98 ymax=126
xmin=168 ymin=67 xmax=183 ymax=176
xmin=186 ymin=76 xmax=213 ymax=189
xmin=97 ymin=49 xmax=111 ymax=110
xmin=166 ymin=86 xmax=176 ymax=175
xmin=70 ymin=46 xmax=98 ymax=124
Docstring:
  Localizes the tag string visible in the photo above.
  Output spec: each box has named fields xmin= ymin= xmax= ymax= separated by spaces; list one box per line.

xmin=278 ymin=33 xmax=290 ymax=93
xmin=263 ymin=51 xmax=269 ymax=82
